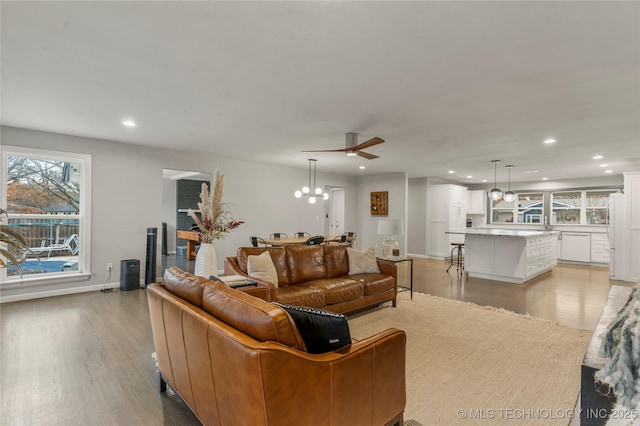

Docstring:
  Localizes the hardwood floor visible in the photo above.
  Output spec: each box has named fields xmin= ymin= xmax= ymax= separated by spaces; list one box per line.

xmin=0 ymin=257 xmax=632 ymax=425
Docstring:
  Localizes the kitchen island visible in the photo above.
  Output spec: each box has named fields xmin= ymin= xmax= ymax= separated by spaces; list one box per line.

xmin=455 ymin=229 xmax=559 ymax=284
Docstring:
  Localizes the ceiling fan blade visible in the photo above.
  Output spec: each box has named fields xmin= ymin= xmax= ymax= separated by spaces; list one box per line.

xmin=301 ymin=148 xmax=348 ymax=153
xmin=357 ymin=151 xmax=379 ymax=160
xmin=353 ymin=137 xmax=384 ymax=150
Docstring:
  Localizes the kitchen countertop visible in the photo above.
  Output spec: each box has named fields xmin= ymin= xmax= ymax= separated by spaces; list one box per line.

xmin=447 ymin=229 xmax=559 ymax=237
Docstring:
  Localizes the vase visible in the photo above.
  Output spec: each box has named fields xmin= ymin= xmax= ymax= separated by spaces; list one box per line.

xmin=194 ymin=242 xmax=218 ymax=278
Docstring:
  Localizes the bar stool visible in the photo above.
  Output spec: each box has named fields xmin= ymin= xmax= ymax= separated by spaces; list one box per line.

xmin=446 ymin=243 xmax=464 ymax=275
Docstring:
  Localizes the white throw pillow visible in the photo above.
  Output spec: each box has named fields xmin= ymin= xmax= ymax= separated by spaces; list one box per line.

xmin=347 ymin=247 xmax=380 ymax=274
xmin=247 ymin=251 xmax=278 ymax=287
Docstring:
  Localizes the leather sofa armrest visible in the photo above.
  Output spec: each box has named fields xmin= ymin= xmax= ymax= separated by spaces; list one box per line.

xmin=224 ymin=256 xmax=277 ymax=301
xmin=377 ymin=260 xmax=398 ymax=280
xmin=258 ymin=328 xmax=406 ymax=425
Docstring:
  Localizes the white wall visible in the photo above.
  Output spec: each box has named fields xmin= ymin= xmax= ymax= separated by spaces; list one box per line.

xmin=356 ymin=173 xmax=408 ymax=256
xmin=0 ymin=126 xmax=358 ymax=300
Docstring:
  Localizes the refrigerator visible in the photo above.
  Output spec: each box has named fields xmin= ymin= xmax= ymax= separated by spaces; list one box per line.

xmin=609 ymin=193 xmax=627 ymax=280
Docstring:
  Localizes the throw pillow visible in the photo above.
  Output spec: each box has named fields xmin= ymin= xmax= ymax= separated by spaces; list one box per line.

xmin=247 ymin=251 xmax=278 ymax=287
xmin=273 ymin=302 xmax=351 ymax=354
xmin=347 ymin=247 xmax=380 ymax=274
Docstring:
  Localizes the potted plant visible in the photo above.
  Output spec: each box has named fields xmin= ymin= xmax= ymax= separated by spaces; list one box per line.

xmin=0 ymin=208 xmax=28 ymax=275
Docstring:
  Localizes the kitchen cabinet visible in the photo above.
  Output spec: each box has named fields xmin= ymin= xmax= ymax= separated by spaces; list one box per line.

xmin=464 ymin=230 xmax=557 ymax=284
xmin=467 ymin=190 xmax=487 ymax=215
xmin=560 ymin=232 xmax=591 ymax=263
xmin=590 ymin=233 xmax=610 ymax=264
xmin=428 ymin=184 xmax=467 ymax=258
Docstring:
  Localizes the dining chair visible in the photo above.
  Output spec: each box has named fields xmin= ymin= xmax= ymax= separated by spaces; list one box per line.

xmin=305 ymin=235 xmax=325 ymax=245
xmin=270 ymin=233 xmax=287 ymax=239
xmin=295 ymin=232 xmax=311 ymax=238
xmin=250 ymin=236 xmax=268 ymax=247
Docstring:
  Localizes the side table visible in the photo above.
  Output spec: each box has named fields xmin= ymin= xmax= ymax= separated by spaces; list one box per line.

xmin=377 ymin=257 xmax=413 ymax=300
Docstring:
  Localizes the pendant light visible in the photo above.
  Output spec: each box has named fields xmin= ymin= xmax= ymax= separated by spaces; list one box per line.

xmin=294 ymin=159 xmax=329 ymax=204
xmin=503 ymin=165 xmax=516 ymax=203
xmin=488 ymin=160 xmax=503 ymax=201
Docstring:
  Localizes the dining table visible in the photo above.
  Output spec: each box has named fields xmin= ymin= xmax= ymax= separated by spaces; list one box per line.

xmin=262 ymin=236 xmax=337 ymax=246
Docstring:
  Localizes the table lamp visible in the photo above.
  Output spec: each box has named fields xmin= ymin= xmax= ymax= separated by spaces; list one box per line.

xmin=377 ymin=219 xmax=404 ymax=257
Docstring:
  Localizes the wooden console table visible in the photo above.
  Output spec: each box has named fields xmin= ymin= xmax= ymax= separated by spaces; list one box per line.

xmin=176 ymin=230 xmax=200 ymax=260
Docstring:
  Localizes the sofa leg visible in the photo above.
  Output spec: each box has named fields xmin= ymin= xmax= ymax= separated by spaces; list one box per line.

xmin=392 ymin=297 xmax=397 ymax=307
xmin=159 ymin=373 xmax=167 ymax=393
xmin=385 ymin=413 xmax=403 ymax=426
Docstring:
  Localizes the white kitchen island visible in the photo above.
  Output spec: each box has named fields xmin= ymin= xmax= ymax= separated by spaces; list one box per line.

xmin=458 ymin=229 xmax=559 ymax=284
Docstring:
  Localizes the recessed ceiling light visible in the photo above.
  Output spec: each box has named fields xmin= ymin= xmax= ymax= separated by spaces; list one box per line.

xmin=481 ymin=179 xmax=487 ymax=183
xmin=541 ymin=177 xmax=549 ymax=181
xmin=600 ymin=164 xmax=608 ymax=167
xmin=522 ymin=169 xmax=539 ymax=173
xmin=543 ymin=139 xmax=556 ymax=144
xmin=605 ymin=170 xmax=613 ymax=174
xmin=592 ymin=155 xmax=603 ymax=160
xmin=448 ymin=170 xmax=455 ymax=174
xmin=359 ymin=165 xmax=365 ymax=170
xmin=466 ymin=175 xmax=473 ymax=179
xmin=122 ymin=120 xmax=136 ymax=127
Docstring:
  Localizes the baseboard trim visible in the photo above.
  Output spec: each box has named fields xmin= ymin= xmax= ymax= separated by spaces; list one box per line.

xmin=0 ymin=282 xmax=121 ymax=303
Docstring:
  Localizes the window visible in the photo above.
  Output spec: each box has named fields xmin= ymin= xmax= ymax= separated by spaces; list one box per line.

xmin=517 ymin=193 xmax=544 ymax=224
xmin=551 ymin=190 xmax=618 ymax=225
xmin=1 ymin=146 xmax=91 ymax=282
xmin=551 ymin=191 xmax=581 ymax=224
xmin=491 ymin=193 xmax=544 ymax=224
xmin=586 ymin=191 xmax=613 ymax=225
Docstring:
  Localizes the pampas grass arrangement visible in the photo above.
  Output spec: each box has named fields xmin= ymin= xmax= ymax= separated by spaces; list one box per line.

xmin=188 ymin=170 xmax=243 ymax=243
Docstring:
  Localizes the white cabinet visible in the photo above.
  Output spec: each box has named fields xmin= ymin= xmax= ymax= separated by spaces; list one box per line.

xmin=467 ymin=190 xmax=487 ymax=215
xmin=560 ymin=232 xmax=591 ymax=262
xmin=428 ymin=184 xmax=467 ymax=257
xmin=590 ymin=233 xmax=610 ymax=264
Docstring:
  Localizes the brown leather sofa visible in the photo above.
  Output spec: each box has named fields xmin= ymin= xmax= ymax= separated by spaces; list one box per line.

xmin=148 ymin=267 xmax=406 ymax=426
xmin=224 ymin=244 xmax=398 ymax=314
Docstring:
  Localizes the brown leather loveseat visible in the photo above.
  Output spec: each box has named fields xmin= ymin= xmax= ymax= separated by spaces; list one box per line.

xmin=147 ymin=267 xmax=406 ymax=426
xmin=224 ymin=244 xmax=398 ymax=314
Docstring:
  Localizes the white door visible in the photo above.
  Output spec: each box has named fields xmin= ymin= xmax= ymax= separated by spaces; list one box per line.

xmin=328 ymin=187 xmax=346 ymax=238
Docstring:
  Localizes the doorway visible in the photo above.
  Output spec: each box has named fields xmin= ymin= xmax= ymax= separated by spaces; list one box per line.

xmin=326 ymin=187 xmax=346 ymax=238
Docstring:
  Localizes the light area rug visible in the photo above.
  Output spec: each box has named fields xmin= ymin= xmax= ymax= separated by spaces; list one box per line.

xmin=348 ymin=292 xmax=591 ymax=426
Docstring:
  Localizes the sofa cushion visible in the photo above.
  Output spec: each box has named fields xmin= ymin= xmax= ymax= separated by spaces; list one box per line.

xmin=202 ymin=281 xmax=306 ymax=351
xmin=163 ymin=266 xmax=210 ymax=308
xmin=359 ymin=274 xmax=396 ymax=295
xmin=307 ymin=278 xmax=364 ymax=305
xmin=275 ymin=283 xmax=326 ymax=308
xmin=323 ymin=244 xmax=350 ymax=278
xmin=247 ymin=251 xmax=278 ymax=286
xmin=237 ymin=247 xmax=289 ymax=285
xmin=274 ymin=302 xmax=351 ymax=354
xmin=286 ymin=245 xmax=326 ymax=284
xmin=347 ymin=247 xmax=380 ymax=274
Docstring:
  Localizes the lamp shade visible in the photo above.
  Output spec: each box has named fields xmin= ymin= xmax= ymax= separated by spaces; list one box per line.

xmin=377 ymin=219 xmax=404 ymax=235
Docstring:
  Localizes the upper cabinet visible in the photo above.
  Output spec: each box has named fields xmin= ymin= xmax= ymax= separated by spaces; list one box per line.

xmin=467 ymin=190 xmax=487 ymax=215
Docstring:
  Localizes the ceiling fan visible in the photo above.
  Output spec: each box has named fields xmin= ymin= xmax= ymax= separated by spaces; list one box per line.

xmin=302 ymin=132 xmax=385 ymax=160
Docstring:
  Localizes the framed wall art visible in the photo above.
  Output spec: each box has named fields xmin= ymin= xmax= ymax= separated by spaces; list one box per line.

xmin=370 ymin=191 xmax=388 ymax=216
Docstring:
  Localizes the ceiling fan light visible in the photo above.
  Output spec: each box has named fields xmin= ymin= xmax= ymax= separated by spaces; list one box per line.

xmin=294 ymin=190 xmax=302 ymax=198
xmin=346 ymin=151 xmax=357 ymax=157
xmin=503 ymin=191 xmax=516 ymax=203
xmin=489 ymin=188 xmax=503 ymax=201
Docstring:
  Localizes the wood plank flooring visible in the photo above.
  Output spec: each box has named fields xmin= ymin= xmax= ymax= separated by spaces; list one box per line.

xmin=0 ymin=257 xmax=633 ymax=425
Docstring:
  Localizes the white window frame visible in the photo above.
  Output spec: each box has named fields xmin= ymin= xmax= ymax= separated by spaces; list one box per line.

xmin=490 ymin=192 xmax=544 ymax=225
xmin=0 ymin=146 xmax=92 ymax=284
xmin=551 ymin=189 xmax=618 ymax=226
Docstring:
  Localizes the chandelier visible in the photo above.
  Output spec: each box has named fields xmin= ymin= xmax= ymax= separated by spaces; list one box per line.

xmin=488 ymin=160 xmax=503 ymax=201
xmin=294 ymin=159 xmax=329 ymax=204
xmin=503 ymin=165 xmax=516 ymax=203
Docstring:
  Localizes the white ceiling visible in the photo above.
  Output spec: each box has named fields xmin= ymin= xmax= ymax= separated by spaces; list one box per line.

xmin=2 ymin=1 xmax=639 ymax=184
